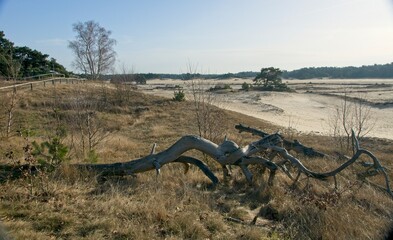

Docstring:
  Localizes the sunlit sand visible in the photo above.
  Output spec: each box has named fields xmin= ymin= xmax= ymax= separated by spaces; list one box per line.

xmin=141 ymin=78 xmax=393 ymax=139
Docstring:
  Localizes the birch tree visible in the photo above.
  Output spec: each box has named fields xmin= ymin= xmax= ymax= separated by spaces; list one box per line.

xmin=68 ymin=21 xmax=116 ymax=79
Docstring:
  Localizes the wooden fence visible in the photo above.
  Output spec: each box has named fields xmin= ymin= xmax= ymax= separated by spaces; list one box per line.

xmin=0 ymin=77 xmax=85 ymax=93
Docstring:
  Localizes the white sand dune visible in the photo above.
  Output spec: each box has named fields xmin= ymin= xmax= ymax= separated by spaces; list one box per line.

xmin=140 ymin=79 xmax=393 ymax=140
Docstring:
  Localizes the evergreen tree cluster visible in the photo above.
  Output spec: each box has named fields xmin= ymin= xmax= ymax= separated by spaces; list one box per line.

xmin=282 ymin=63 xmax=393 ymax=79
xmin=253 ymin=67 xmax=289 ymax=91
xmin=0 ymin=31 xmax=69 ymax=79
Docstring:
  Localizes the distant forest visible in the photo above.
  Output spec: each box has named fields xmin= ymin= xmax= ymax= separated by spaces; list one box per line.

xmin=2 ymin=28 xmax=392 ymax=81
xmin=131 ymin=71 xmax=259 ymax=81
xmin=134 ymin=62 xmax=393 ymax=81
xmin=282 ymin=62 xmax=393 ymax=79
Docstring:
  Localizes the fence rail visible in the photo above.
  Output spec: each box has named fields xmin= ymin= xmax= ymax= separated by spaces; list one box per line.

xmin=22 ymin=73 xmax=65 ymax=81
xmin=0 ymin=77 xmax=86 ymax=92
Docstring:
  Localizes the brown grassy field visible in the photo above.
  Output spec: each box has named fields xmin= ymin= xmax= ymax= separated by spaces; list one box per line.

xmin=0 ymin=81 xmax=392 ymax=239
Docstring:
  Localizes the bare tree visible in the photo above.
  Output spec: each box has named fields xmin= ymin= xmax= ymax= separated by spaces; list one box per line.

xmin=185 ymin=63 xmax=226 ymax=143
xmin=68 ymin=20 xmax=116 ymax=79
xmin=0 ymin=90 xmax=18 ymax=138
xmin=112 ymin=63 xmax=136 ymax=105
xmin=329 ymin=92 xmax=375 ymax=153
xmin=190 ymin=79 xmax=226 ymax=143
xmin=65 ymin=88 xmax=110 ymax=161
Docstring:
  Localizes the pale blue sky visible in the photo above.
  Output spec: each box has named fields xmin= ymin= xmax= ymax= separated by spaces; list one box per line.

xmin=1 ymin=0 xmax=393 ymax=73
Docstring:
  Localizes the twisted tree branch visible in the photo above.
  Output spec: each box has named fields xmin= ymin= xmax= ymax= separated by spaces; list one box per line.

xmin=235 ymin=124 xmax=327 ymax=158
xmin=74 ymin=126 xmax=391 ymax=197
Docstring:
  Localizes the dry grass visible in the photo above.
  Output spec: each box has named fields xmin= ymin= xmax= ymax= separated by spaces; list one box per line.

xmin=0 ymin=82 xmax=392 ymax=239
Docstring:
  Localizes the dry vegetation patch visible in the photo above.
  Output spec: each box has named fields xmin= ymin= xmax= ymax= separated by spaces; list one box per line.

xmin=0 ymin=82 xmax=392 ymax=239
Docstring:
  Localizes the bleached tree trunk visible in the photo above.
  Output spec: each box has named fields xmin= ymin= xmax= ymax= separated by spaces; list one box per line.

xmin=77 ymin=126 xmax=392 ymax=197
xmin=77 ymin=134 xmax=281 ymax=185
xmin=235 ymin=124 xmax=327 ymax=158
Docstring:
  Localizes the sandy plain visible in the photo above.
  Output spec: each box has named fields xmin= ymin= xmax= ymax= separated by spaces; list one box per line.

xmin=140 ymin=78 xmax=393 ymax=140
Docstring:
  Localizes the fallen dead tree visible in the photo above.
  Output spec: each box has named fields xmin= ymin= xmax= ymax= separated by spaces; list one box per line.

xmin=235 ymin=124 xmax=327 ymax=158
xmin=77 ymin=124 xmax=392 ymax=197
xmin=77 ymin=134 xmax=281 ymax=186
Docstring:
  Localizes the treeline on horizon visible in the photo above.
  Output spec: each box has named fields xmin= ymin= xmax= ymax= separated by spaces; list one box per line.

xmin=282 ymin=62 xmax=393 ymax=79
xmin=130 ymin=62 xmax=393 ymax=81
xmin=2 ymin=27 xmax=392 ymax=81
xmin=25 ymin=61 xmax=393 ymax=81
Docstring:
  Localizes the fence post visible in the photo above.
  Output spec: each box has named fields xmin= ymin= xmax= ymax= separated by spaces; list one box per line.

xmin=30 ymin=83 xmax=33 ymax=91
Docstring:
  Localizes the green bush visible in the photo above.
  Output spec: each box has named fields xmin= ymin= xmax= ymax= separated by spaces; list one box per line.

xmin=29 ymin=118 xmax=69 ymax=170
xmin=241 ymin=82 xmax=251 ymax=91
xmin=173 ymin=89 xmax=186 ymax=102
xmin=32 ymin=137 xmax=69 ymax=169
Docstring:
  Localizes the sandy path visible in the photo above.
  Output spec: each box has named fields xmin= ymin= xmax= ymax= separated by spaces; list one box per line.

xmin=140 ymin=79 xmax=393 ymax=140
